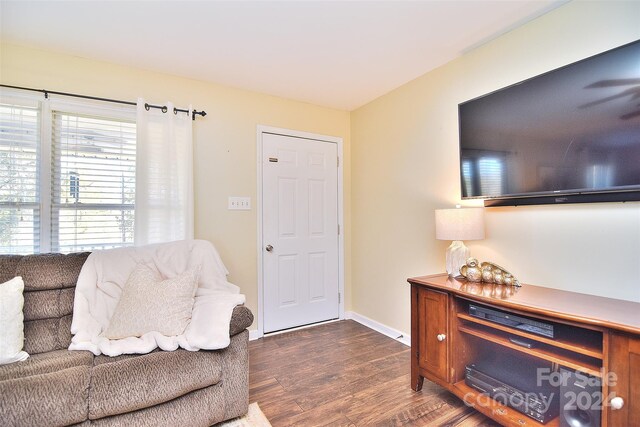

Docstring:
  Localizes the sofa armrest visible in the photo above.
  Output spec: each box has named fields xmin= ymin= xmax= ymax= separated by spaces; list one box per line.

xmin=229 ymin=306 xmax=253 ymax=337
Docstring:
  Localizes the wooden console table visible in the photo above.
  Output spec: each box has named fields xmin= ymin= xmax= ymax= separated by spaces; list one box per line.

xmin=408 ymin=274 xmax=640 ymax=427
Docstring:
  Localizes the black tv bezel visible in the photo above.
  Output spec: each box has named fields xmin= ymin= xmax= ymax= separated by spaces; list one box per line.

xmin=457 ymin=38 xmax=640 ymax=207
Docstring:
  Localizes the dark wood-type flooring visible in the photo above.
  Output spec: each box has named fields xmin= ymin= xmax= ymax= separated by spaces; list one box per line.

xmin=249 ymin=320 xmax=500 ymax=426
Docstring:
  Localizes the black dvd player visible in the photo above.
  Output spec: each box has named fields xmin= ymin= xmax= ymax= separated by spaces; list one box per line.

xmin=469 ymin=303 xmax=555 ymax=338
xmin=465 ymin=364 xmax=559 ymax=424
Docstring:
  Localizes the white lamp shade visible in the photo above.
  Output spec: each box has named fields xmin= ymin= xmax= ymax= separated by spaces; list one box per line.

xmin=435 ymin=207 xmax=485 ymax=241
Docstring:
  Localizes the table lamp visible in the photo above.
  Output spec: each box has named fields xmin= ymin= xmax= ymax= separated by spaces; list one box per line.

xmin=435 ymin=207 xmax=485 ymax=277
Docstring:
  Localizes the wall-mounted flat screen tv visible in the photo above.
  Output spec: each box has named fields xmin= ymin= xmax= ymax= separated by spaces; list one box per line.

xmin=459 ymin=40 xmax=640 ymax=206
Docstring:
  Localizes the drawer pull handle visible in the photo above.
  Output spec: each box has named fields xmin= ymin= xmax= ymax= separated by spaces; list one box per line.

xmin=437 ymin=334 xmax=446 ymax=342
xmin=610 ymin=396 xmax=624 ymax=410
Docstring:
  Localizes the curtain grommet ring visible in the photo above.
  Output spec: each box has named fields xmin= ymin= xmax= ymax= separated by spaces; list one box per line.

xmin=144 ymin=103 xmax=150 ymax=111
xmin=161 ymin=106 xmax=168 ymax=113
xmin=173 ymin=107 xmax=178 ymax=115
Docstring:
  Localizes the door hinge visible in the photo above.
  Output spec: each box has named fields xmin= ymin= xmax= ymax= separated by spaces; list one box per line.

xmin=337 ymin=156 xmax=340 ymax=167
xmin=338 ymin=292 xmax=341 ymax=304
xmin=338 ymin=224 xmax=340 ymax=235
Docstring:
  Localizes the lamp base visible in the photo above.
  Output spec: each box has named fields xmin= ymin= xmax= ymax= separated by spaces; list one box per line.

xmin=446 ymin=241 xmax=469 ymax=277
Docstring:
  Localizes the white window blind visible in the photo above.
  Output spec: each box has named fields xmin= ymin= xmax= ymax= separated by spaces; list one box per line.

xmin=0 ymin=101 xmax=40 ymax=254
xmin=462 ymin=159 xmax=473 ymax=197
xmin=479 ymin=157 xmax=505 ymax=196
xmin=51 ymin=111 xmax=136 ymax=252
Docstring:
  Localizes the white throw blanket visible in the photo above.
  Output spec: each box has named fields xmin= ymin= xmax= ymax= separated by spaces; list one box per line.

xmin=69 ymin=240 xmax=245 ymax=356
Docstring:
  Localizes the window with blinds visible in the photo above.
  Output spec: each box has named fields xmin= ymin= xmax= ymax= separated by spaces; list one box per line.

xmin=0 ymin=101 xmax=40 ymax=254
xmin=478 ymin=157 xmax=505 ymax=196
xmin=0 ymin=90 xmax=137 ymax=255
xmin=461 ymin=159 xmax=474 ymax=197
xmin=461 ymin=154 xmax=506 ymax=198
xmin=51 ymin=112 xmax=136 ymax=252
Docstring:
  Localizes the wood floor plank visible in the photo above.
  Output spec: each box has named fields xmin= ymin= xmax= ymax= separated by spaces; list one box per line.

xmin=341 ymin=374 xmax=453 ymax=425
xmin=275 ymin=343 xmax=408 ymax=393
xmin=250 ymin=330 xmax=392 ymax=374
xmin=249 ymin=320 xmax=499 ymax=426
xmin=294 ymin=361 xmax=412 ymax=411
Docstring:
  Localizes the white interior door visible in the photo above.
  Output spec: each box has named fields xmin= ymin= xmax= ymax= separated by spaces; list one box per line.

xmin=262 ymin=132 xmax=339 ymax=333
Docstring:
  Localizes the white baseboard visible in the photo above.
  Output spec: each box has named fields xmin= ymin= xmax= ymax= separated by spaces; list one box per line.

xmin=249 ymin=329 xmax=263 ymax=341
xmin=345 ymin=311 xmax=411 ymax=347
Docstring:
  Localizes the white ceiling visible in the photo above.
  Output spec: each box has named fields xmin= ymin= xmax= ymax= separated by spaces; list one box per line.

xmin=0 ymin=0 xmax=566 ymax=110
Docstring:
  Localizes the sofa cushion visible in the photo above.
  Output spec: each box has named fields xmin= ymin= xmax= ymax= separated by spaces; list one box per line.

xmin=0 ymin=255 xmax=22 ymax=284
xmin=16 ymin=253 xmax=89 ymax=291
xmin=89 ymin=383 xmax=226 ymax=427
xmin=23 ymin=314 xmax=74 ymax=355
xmin=89 ymin=349 xmax=223 ymax=420
xmin=23 ymin=287 xmax=75 ymax=321
xmin=0 ymin=350 xmax=92 ymax=427
xmin=0 ymin=252 xmax=90 ymax=355
xmin=0 ymin=349 xmax=93 ymax=381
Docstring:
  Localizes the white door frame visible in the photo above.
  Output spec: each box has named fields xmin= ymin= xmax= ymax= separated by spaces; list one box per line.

xmin=256 ymin=125 xmax=345 ymax=339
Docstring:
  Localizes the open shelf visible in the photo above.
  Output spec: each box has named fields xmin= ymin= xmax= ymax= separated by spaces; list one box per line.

xmin=453 ymin=380 xmax=559 ymax=427
xmin=407 ymin=278 xmax=629 ymax=427
xmin=457 ymin=312 xmax=603 ymax=359
xmin=458 ymin=322 xmax=602 ymax=377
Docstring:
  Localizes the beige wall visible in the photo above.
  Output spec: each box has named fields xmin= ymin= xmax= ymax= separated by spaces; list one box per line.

xmin=351 ymin=1 xmax=640 ymax=335
xmin=0 ymin=43 xmax=352 ymax=329
xmin=2 ymin=0 xmax=639 ymax=339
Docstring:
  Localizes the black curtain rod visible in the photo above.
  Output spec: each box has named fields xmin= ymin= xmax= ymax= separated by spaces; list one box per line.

xmin=0 ymin=84 xmax=207 ymax=121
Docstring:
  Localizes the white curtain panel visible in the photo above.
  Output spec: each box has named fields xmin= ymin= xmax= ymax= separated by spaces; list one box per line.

xmin=135 ymin=99 xmax=194 ymax=245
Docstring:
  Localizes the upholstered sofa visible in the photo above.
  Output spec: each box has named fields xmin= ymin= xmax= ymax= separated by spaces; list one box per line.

xmin=0 ymin=252 xmax=253 ymax=427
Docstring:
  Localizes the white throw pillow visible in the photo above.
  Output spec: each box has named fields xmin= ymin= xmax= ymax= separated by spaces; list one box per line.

xmin=0 ymin=276 xmax=29 ymax=365
xmin=103 ymin=264 xmax=200 ymax=339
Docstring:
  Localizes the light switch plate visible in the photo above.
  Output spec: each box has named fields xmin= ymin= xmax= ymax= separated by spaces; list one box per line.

xmin=228 ymin=196 xmax=251 ymax=210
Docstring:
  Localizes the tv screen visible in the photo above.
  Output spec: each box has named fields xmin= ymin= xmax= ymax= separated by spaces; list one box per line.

xmin=459 ymin=40 xmax=640 ymax=204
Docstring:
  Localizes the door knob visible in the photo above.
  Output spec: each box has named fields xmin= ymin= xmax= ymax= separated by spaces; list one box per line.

xmin=437 ymin=334 xmax=446 ymax=342
xmin=265 ymin=245 xmax=273 ymax=252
